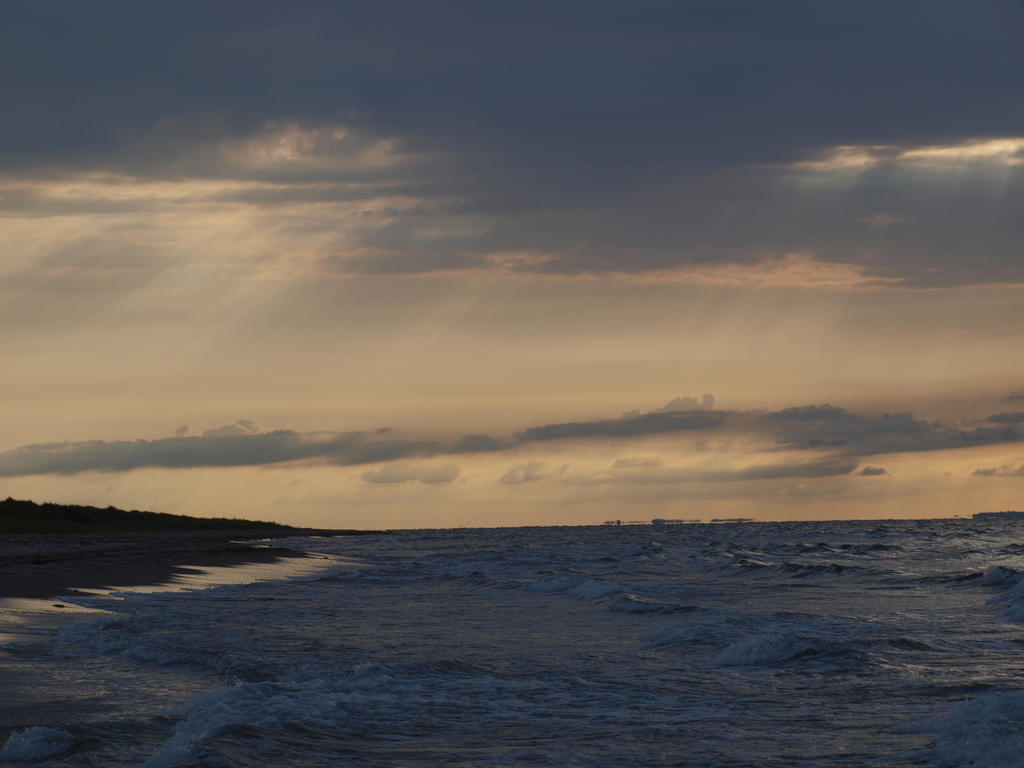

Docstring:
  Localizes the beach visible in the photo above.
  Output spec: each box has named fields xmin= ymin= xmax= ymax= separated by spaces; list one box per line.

xmin=0 ymin=529 xmax=366 ymax=754
xmin=0 ymin=530 xmax=333 ymax=600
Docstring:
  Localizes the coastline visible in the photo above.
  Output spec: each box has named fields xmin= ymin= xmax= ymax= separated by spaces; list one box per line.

xmin=0 ymin=529 xmax=348 ymax=600
xmin=0 ymin=529 xmax=362 ymax=747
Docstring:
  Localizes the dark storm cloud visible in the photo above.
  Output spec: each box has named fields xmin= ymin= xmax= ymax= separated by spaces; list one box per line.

xmin=6 ymin=2 xmax=1024 ymax=285
xmin=5 ymin=1 xmax=1021 ymax=172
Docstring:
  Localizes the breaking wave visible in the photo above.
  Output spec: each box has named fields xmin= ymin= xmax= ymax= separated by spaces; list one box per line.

xmin=8 ymin=517 xmax=1024 ymax=766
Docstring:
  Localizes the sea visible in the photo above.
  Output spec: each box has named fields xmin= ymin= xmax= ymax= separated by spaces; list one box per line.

xmin=5 ymin=517 xmax=1024 ymax=767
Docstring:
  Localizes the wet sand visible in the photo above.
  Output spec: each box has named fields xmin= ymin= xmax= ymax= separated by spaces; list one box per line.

xmin=0 ymin=529 xmax=340 ymax=600
xmin=0 ymin=529 xmax=361 ymax=745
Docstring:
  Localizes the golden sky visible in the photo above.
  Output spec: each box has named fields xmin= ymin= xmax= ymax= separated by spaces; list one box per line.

xmin=3 ymin=5 xmax=1024 ymax=527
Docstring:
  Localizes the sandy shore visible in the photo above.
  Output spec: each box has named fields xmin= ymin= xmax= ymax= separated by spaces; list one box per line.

xmin=0 ymin=529 xmax=340 ymax=600
xmin=0 ymin=529 xmax=364 ymax=745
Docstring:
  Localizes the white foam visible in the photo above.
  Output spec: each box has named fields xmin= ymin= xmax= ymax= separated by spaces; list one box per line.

xmin=713 ymin=633 xmax=818 ymax=667
xmin=986 ymin=571 xmax=1024 ymax=620
xmin=910 ymin=691 xmax=1024 ymax=768
xmin=138 ymin=665 xmax=571 ymax=767
xmin=57 ymin=613 xmax=215 ymax=667
xmin=981 ymin=565 xmax=1021 ymax=586
xmin=0 ymin=726 xmax=74 ymax=761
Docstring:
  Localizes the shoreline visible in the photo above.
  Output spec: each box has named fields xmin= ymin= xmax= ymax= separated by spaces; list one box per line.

xmin=0 ymin=529 xmax=355 ymax=601
xmin=0 ymin=530 xmax=348 ymax=748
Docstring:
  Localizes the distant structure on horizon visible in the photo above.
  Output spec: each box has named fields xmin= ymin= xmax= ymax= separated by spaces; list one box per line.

xmin=601 ymin=518 xmax=702 ymax=526
xmin=709 ymin=517 xmax=756 ymax=523
xmin=602 ymin=519 xmax=654 ymax=526
xmin=651 ymin=518 xmax=701 ymax=526
xmin=973 ymin=510 xmax=1024 ymax=520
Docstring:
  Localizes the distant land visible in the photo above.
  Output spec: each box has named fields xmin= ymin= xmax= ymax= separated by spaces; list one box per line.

xmin=0 ymin=497 xmax=298 ymax=535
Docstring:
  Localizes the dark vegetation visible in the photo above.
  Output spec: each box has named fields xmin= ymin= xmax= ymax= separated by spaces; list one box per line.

xmin=0 ymin=497 xmax=297 ymax=535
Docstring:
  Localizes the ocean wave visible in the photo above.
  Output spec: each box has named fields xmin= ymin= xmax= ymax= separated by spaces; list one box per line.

xmin=908 ymin=690 xmax=1024 ymax=768
xmin=642 ymin=622 xmax=715 ymax=649
xmin=988 ymin=581 xmax=1024 ymax=621
xmin=712 ymin=633 xmax=824 ymax=667
xmin=0 ymin=726 xmax=75 ymax=761
xmin=607 ymin=594 xmax=699 ymax=614
xmin=57 ymin=615 xmax=216 ymax=669
xmin=135 ymin=659 xmax=654 ymax=768
xmin=27 ymin=519 xmax=1024 ymax=766
xmin=725 ymin=557 xmax=863 ymax=579
xmin=611 ymin=541 xmax=666 ymax=559
xmin=524 ymin=577 xmax=632 ymax=600
xmin=980 ymin=565 xmax=1022 ymax=585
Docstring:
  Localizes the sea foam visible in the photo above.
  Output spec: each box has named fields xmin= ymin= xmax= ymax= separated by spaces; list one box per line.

xmin=0 ymin=727 xmax=75 ymax=761
xmin=912 ymin=691 xmax=1024 ymax=768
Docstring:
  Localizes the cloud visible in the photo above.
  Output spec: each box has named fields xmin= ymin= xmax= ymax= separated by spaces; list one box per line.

xmin=343 ymin=439 xmax=445 ymax=465
xmin=858 ymin=466 xmax=887 ymax=476
xmin=5 ymin=3 xmax=1020 ymax=177
xmin=763 ymin=405 xmax=1022 ymax=456
xmin=0 ymin=431 xmax=318 ymax=476
xmin=620 ymin=395 xmax=715 ymax=421
xmin=592 ymin=458 xmax=860 ymax=485
xmin=496 ymin=456 xmax=858 ymax=489
xmin=450 ymin=434 xmax=507 ymax=453
xmin=174 ymin=425 xmax=189 ymax=437
xmin=4 ymin=4 xmax=1024 ymax=286
xmin=611 ymin=457 xmax=664 ymax=469
xmin=519 ymin=409 xmax=726 ymax=442
xmin=986 ymin=412 xmax=1024 ymax=424
xmin=2 ymin=397 xmax=1024 ymax=479
xmin=201 ymin=420 xmax=263 ymax=438
xmin=360 ymin=464 xmax=419 ymax=485
xmin=654 ymin=394 xmax=715 ymax=413
xmin=700 ymin=458 xmax=860 ymax=483
xmin=971 ymin=465 xmax=1024 ymax=478
xmin=0 ymin=430 xmax=431 ymax=477
xmin=419 ymin=464 xmax=461 ymax=484
xmin=767 ymin=405 xmax=849 ymax=422
xmin=520 ymin=401 xmax=1024 ymax=458
xmin=499 ymin=461 xmax=552 ymax=484
xmin=361 ymin=462 xmax=460 ymax=485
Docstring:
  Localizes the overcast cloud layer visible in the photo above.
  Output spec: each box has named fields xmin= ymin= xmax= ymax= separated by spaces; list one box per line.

xmin=3 ymin=1 xmax=1024 ymax=286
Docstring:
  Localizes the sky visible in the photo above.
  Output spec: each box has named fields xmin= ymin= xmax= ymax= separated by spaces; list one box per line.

xmin=3 ymin=1 xmax=1024 ymax=528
